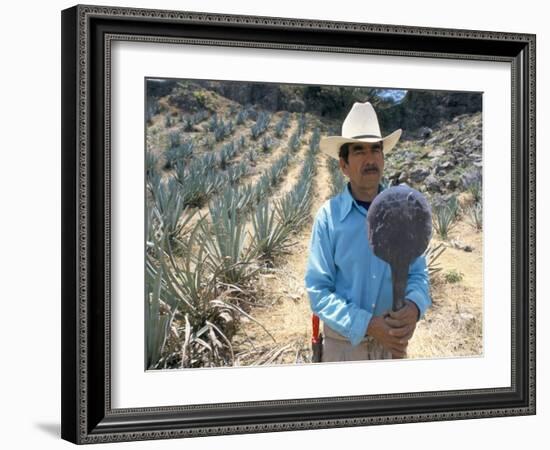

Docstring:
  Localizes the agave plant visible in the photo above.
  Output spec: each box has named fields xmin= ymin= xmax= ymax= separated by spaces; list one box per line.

xmin=309 ymin=127 xmax=321 ymax=153
xmin=261 ymin=135 xmax=273 ymax=153
xmin=201 ymin=206 xmax=258 ymax=286
xmin=164 ymin=141 xmax=194 ymax=169
xmin=174 ymin=160 xmax=224 ymax=208
xmin=145 ymin=229 xmax=180 ymax=369
xmin=236 ymin=109 xmax=248 ymax=125
xmin=254 ymin=174 xmax=271 ymax=204
xmin=327 ymin=158 xmax=346 ymax=197
xmin=238 ymin=135 xmax=246 ymax=151
xmin=148 ymin=222 xmax=265 ymax=368
xmin=268 ymin=162 xmax=282 ymax=187
xmin=466 ymin=178 xmax=482 ymax=204
xmin=298 ymin=113 xmax=307 ymax=135
xmin=168 ymin=131 xmax=181 ymax=148
xmin=251 ymin=201 xmax=294 ymax=262
xmin=194 ymin=110 xmax=209 ymax=123
xmin=447 ymin=194 xmax=461 ymax=220
xmin=214 ymin=124 xmax=226 ymax=142
xmin=146 ymin=150 xmax=159 ymax=176
xmin=288 ymin=131 xmax=301 ymax=153
xmin=200 ymin=152 xmax=218 ymax=171
xmin=275 ymin=182 xmax=312 ymax=231
xmin=432 ymin=202 xmax=458 ymax=240
xmin=147 ymin=176 xmax=196 ymax=242
xmin=274 ymin=113 xmax=290 ymax=138
xmin=246 ymin=149 xmax=257 ymax=163
xmin=183 ymin=115 xmax=195 ymax=132
xmin=226 ymin=162 xmax=248 ymax=186
xmin=218 ymin=145 xmax=230 ymax=170
xmin=203 ymin=136 xmax=215 ymax=151
xmin=210 ymin=184 xmax=254 ymax=219
xmin=250 ymin=111 xmax=271 ymax=140
xmin=226 ymin=120 xmax=235 ymax=135
xmin=275 ymin=121 xmax=286 ymax=138
xmin=208 ymin=113 xmax=218 ymax=132
xmin=466 ymin=202 xmax=483 ymax=231
xmin=423 ymin=242 xmax=446 ymax=277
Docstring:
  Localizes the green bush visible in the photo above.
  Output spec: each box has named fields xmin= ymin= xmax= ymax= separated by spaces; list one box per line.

xmin=444 ymin=269 xmax=464 ymax=283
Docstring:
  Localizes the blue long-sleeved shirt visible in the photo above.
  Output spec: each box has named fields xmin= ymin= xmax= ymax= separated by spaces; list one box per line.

xmin=305 ymin=183 xmax=432 ymax=347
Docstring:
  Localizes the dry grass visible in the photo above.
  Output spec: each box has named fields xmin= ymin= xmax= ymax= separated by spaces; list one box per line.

xmin=408 ymin=218 xmax=483 ymax=359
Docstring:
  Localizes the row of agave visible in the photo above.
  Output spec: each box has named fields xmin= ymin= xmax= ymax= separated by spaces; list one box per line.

xmin=154 ymin=113 xmax=313 ymax=213
xmin=288 ymin=114 xmax=310 ymax=153
xmin=146 ymin=122 xmax=320 ymax=369
xmin=250 ymin=132 xmax=319 ymax=264
xmin=150 ymin=110 xmax=297 ymax=213
xmin=147 ymin=136 xmax=251 ymax=211
xmin=147 ymin=138 xmax=295 ymax=260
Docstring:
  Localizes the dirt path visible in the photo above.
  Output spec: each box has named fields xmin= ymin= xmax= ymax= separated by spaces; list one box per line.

xmin=233 ymin=152 xmax=333 ymax=366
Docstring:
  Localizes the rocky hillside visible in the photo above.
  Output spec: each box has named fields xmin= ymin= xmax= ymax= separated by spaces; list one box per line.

xmin=147 ymin=79 xmax=482 ymax=205
xmin=384 ymin=112 xmax=482 ymax=200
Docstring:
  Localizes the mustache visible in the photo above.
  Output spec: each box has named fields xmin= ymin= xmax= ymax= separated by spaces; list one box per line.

xmin=362 ymin=165 xmax=379 ymax=173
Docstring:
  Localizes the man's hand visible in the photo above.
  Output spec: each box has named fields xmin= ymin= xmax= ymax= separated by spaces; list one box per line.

xmin=384 ymin=299 xmax=420 ymax=358
xmin=366 ymin=316 xmax=409 ymax=358
xmin=386 ymin=299 xmax=420 ymax=326
xmin=367 ymin=299 xmax=420 ymax=358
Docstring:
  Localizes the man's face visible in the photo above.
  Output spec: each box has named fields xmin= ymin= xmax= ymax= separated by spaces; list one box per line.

xmin=339 ymin=141 xmax=384 ymax=191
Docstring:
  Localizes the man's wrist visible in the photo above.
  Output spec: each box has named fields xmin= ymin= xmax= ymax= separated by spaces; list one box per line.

xmin=406 ymin=299 xmax=421 ymax=321
xmin=366 ymin=316 xmax=383 ymax=338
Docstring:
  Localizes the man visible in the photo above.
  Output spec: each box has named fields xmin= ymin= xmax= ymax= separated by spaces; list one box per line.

xmin=305 ymin=101 xmax=431 ymax=362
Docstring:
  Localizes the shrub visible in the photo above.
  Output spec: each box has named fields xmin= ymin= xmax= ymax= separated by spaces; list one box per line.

xmin=444 ymin=269 xmax=464 ymax=283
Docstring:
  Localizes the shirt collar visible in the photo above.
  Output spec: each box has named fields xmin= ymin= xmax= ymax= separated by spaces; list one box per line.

xmin=339 ymin=182 xmax=384 ymax=222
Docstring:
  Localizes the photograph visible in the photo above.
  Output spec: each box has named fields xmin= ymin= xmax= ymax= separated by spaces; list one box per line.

xmin=59 ymin=4 xmax=535 ymax=443
xmin=144 ymin=78 xmax=484 ymax=370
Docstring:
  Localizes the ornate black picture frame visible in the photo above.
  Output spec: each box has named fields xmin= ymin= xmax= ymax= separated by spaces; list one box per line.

xmin=61 ymin=4 xmax=536 ymax=444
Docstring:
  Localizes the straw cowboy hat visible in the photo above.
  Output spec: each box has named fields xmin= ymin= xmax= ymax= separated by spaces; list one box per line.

xmin=319 ymin=101 xmax=402 ymax=160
